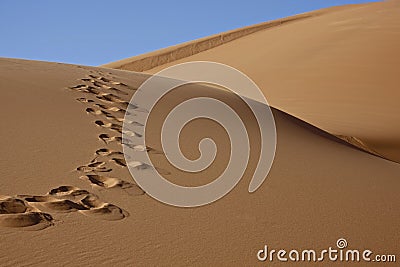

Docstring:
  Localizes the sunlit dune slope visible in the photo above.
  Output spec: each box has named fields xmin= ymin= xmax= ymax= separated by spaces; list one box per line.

xmin=0 ymin=58 xmax=399 ymax=265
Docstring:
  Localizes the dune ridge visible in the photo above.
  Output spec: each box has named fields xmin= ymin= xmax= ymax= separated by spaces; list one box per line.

xmin=102 ymin=4 xmax=364 ymax=72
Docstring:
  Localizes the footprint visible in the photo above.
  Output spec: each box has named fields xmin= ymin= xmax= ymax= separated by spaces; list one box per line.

xmin=94 ymin=103 xmax=126 ymax=113
xmin=17 ymin=191 xmax=89 ymax=214
xmin=81 ymin=78 xmax=95 ymax=82
xmin=24 ymin=197 xmax=88 ymax=213
xmin=79 ymin=202 xmax=129 ymax=221
xmin=110 ymin=158 xmax=126 ymax=167
xmin=76 ymin=97 xmax=95 ymax=103
xmin=79 ymin=194 xmax=103 ymax=208
xmin=127 ymin=161 xmax=171 ymax=175
xmin=86 ymin=86 xmax=105 ymax=95
xmin=95 ymin=148 xmax=123 ymax=157
xmin=97 ymin=77 xmax=110 ymax=83
xmin=0 ymin=197 xmax=54 ymax=230
xmin=70 ymin=84 xmax=112 ymax=97
xmin=99 ymin=133 xmax=122 ymax=144
xmin=88 ymin=161 xmax=105 ymax=168
xmin=96 ymin=93 xmax=124 ymax=104
xmin=83 ymin=75 xmax=131 ymax=91
xmin=97 ymin=110 xmax=126 ymax=123
xmin=0 ymin=197 xmax=28 ymax=214
xmin=126 ymin=121 xmax=144 ymax=127
xmin=69 ymin=84 xmax=88 ymax=90
xmin=48 ymin=185 xmax=89 ymax=197
xmin=122 ymin=129 xmax=142 ymax=138
xmin=86 ymin=107 xmax=124 ymax=124
xmin=17 ymin=195 xmax=52 ymax=203
xmin=69 ymin=84 xmax=92 ymax=93
xmin=103 ymin=86 xmax=128 ymax=96
xmin=86 ymin=107 xmax=102 ymax=115
xmin=94 ymin=103 xmax=130 ymax=116
xmin=75 ymin=193 xmax=130 ymax=221
xmin=92 ymin=81 xmax=104 ymax=88
xmin=122 ymin=143 xmax=162 ymax=154
xmin=47 ymin=186 xmax=99 ymax=203
xmin=0 ymin=212 xmax=54 ymax=230
xmin=0 ymin=184 xmax=131 ymax=227
xmin=111 ymin=81 xmax=128 ymax=87
xmin=120 ymin=102 xmax=148 ymax=113
xmin=77 ymin=160 xmax=112 ymax=173
xmin=81 ymin=175 xmax=144 ymax=196
xmin=95 ymin=120 xmax=122 ymax=133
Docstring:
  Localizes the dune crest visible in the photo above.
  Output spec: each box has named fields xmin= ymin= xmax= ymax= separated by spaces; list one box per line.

xmin=102 ymin=4 xmax=362 ymax=72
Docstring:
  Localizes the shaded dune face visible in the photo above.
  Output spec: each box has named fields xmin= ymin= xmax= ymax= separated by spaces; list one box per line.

xmin=144 ymin=82 xmax=262 ymax=187
xmin=143 ymin=81 xmax=386 ymax=191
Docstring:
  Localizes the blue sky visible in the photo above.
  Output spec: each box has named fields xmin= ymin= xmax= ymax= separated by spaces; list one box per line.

xmin=0 ymin=0 xmax=376 ymax=66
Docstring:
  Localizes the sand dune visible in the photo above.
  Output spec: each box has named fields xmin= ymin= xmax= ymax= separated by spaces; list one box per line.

xmin=103 ymin=0 xmax=400 ymax=163
xmin=1 ymin=1 xmax=399 ymax=265
xmin=0 ymin=56 xmax=399 ymax=266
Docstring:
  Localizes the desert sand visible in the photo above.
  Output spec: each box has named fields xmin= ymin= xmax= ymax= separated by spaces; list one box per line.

xmin=104 ymin=0 xmax=400 ymax=163
xmin=0 ymin=0 xmax=399 ymax=266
